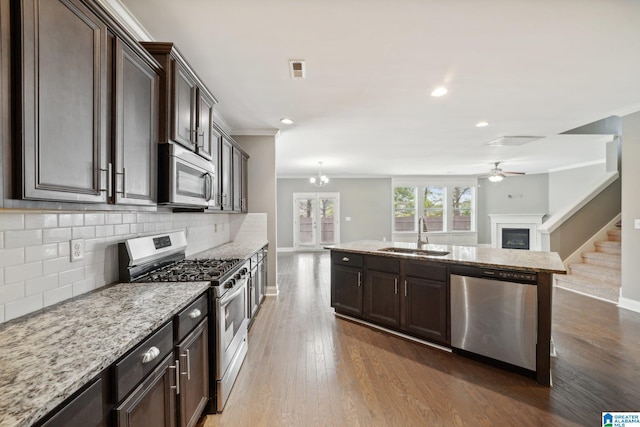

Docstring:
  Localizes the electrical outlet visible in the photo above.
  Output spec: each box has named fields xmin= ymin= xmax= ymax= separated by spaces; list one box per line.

xmin=635 ymin=219 xmax=640 ymax=229
xmin=214 ymin=224 xmax=218 ymax=233
xmin=70 ymin=239 xmax=84 ymax=262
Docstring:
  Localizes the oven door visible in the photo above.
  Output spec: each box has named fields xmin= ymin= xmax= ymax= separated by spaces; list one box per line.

xmin=216 ymin=276 xmax=249 ymax=380
xmin=159 ymin=143 xmax=216 ymax=207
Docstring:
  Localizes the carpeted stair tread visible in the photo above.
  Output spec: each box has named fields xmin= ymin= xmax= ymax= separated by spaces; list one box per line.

xmin=568 ymin=262 xmax=620 ymax=282
xmin=556 ymin=274 xmax=619 ymax=303
xmin=594 ymin=240 xmax=621 ymax=254
xmin=581 ymin=251 xmax=621 ymax=268
xmin=607 ymin=229 xmax=621 ymax=241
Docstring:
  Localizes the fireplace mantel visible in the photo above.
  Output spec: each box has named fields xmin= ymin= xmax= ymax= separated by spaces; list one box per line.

xmin=489 ymin=214 xmax=546 ymax=251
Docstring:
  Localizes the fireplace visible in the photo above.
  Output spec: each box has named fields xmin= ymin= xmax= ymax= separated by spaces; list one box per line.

xmin=489 ymin=214 xmax=545 ymax=251
xmin=501 ymin=228 xmax=530 ymax=250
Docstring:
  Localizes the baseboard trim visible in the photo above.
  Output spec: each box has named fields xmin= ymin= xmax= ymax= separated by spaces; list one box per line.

xmin=618 ymin=296 xmax=640 ymax=313
xmin=554 ymin=284 xmax=617 ymax=304
xmin=265 ymin=283 xmax=279 ymax=296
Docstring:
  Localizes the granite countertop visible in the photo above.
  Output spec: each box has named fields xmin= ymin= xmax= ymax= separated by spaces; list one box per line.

xmin=0 ymin=280 xmax=211 ymax=427
xmin=191 ymin=239 xmax=268 ymax=260
xmin=328 ymin=240 xmax=566 ymax=274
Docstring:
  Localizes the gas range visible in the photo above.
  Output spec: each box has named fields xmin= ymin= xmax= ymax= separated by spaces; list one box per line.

xmin=134 ymin=258 xmax=243 ymax=283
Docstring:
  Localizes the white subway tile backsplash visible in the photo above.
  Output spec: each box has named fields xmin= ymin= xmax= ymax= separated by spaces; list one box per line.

xmin=58 ymin=213 xmax=83 ymax=227
xmin=5 ymin=294 xmax=43 ymax=321
xmin=72 ymin=278 xmax=96 ymax=296
xmin=25 ymin=274 xmax=58 ymax=296
xmin=25 ymin=214 xmax=58 ymax=229
xmin=43 ymin=228 xmax=72 ymax=244
xmin=43 ymin=285 xmax=73 ymax=307
xmin=43 ymin=257 xmax=73 ymax=275
xmin=114 ymin=224 xmax=129 ymax=235
xmin=72 ymin=226 xmax=96 ymax=239
xmin=4 ymin=229 xmax=43 ymax=248
xmin=95 ymin=225 xmax=114 ymax=238
xmin=59 ymin=267 xmax=85 ymax=286
xmin=0 ymin=214 xmax=24 ymax=231
xmin=0 ymin=248 xmax=24 ymax=268
xmin=0 ymin=283 xmax=26 ymax=304
xmin=106 ymin=213 xmax=122 ymax=225
xmin=84 ymin=213 xmax=105 ymax=226
xmin=5 ymin=261 xmax=43 ymax=284
xmin=0 ymin=210 xmax=238 ymax=323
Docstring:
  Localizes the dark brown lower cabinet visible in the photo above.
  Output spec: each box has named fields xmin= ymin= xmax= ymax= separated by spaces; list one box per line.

xmin=176 ymin=321 xmax=209 ymax=427
xmin=364 ymin=270 xmax=401 ymax=328
xmin=331 ymin=264 xmax=363 ymax=317
xmin=403 ymin=276 xmax=448 ymax=344
xmin=115 ymin=353 xmax=177 ymax=427
xmin=40 ymin=378 xmax=103 ymax=427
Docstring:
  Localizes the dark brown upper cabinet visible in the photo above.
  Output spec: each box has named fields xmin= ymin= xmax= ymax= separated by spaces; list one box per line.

xmin=11 ymin=0 xmax=160 ymax=205
xmin=140 ymin=42 xmax=218 ymax=160
xmin=219 ymin=135 xmax=233 ymax=210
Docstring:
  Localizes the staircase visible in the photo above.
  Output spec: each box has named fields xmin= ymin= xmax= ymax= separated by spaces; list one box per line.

xmin=555 ymin=227 xmax=621 ymax=303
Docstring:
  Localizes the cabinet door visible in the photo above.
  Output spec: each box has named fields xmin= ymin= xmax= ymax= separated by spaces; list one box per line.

xmin=364 ymin=271 xmax=400 ymax=328
xmin=196 ymin=90 xmax=214 ymax=160
xmin=331 ymin=265 xmax=363 ymax=317
xmin=114 ymin=39 xmax=158 ymax=206
xmin=248 ymin=269 xmax=258 ymax=324
xmin=16 ymin=0 xmax=108 ymax=202
xmin=404 ymin=276 xmax=448 ymax=344
xmin=241 ymin=153 xmax=249 ymax=213
xmin=176 ymin=321 xmax=209 ymax=427
xmin=258 ymin=254 xmax=267 ymax=304
xmin=208 ymin=125 xmax=222 ymax=210
xmin=171 ymin=61 xmax=196 ymax=150
xmin=220 ymin=136 xmax=233 ymax=210
xmin=115 ymin=354 xmax=177 ymax=427
xmin=232 ymin=146 xmax=242 ymax=212
xmin=41 ymin=378 xmax=103 ymax=427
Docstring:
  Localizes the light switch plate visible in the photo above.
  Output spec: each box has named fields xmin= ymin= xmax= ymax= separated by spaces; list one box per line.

xmin=635 ymin=219 xmax=640 ymax=229
xmin=70 ymin=239 xmax=84 ymax=262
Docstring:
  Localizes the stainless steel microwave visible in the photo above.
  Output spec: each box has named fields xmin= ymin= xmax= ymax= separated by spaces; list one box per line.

xmin=158 ymin=142 xmax=217 ymax=208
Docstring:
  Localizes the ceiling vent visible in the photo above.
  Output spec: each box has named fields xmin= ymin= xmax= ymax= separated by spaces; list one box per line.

xmin=486 ymin=136 xmax=544 ymax=147
xmin=289 ymin=60 xmax=306 ymax=79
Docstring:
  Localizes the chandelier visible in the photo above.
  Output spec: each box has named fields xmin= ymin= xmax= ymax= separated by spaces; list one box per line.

xmin=309 ymin=161 xmax=329 ymax=187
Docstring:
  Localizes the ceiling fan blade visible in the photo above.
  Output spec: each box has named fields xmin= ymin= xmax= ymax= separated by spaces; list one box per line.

xmin=503 ymin=171 xmax=525 ymax=175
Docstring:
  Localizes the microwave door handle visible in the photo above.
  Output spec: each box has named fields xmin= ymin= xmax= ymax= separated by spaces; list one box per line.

xmin=204 ymin=173 xmax=213 ymax=202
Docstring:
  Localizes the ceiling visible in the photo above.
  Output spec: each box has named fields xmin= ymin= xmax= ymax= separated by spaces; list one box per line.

xmin=116 ymin=0 xmax=640 ymax=178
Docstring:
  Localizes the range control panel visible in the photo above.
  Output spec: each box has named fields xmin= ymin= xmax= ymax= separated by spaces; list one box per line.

xmin=495 ymin=271 xmax=537 ymax=282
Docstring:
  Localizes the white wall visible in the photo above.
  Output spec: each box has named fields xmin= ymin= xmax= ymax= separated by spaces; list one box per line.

xmin=0 ymin=210 xmax=242 ymax=323
xmin=548 ymin=163 xmax=607 ymax=215
xmin=621 ymin=111 xmax=640 ymax=310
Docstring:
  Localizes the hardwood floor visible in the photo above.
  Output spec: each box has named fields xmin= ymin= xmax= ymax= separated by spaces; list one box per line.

xmin=199 ymin=252 xmax=640 ymax=427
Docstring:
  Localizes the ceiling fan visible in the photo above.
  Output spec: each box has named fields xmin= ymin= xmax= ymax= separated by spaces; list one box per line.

xmin=484 ymin=162 xmax=525 ymax=182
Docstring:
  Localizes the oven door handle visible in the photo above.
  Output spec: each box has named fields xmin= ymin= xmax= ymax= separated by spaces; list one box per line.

xmin=219 ymin=279 xmax=247 ymax=306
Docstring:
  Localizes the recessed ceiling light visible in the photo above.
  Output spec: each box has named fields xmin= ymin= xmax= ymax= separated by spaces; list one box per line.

xmin=476 ymin=121 xmax=489 ymax=127
xmin=280 ymin=118 xmax=294 ymax=125
xmin=431 ymin=87 xmax=448 ymax=97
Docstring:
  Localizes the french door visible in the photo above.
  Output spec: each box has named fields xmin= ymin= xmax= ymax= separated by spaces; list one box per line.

xmin=293 ymin=193 xmax=340 ymax=250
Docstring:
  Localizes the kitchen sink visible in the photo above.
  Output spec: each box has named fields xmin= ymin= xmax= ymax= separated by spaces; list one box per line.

xmin=379 ymin=247 xmax=450 ymax=257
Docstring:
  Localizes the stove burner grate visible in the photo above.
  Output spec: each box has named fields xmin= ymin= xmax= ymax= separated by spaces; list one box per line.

xmin=135 ymin=258 xmax=242 ymax=283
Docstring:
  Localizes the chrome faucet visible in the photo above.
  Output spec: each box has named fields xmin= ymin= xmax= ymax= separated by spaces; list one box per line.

xmin=417 ymin=216 xmax=428 ymax=247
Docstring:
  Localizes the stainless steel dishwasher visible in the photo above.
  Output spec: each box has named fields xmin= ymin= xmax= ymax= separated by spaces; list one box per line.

xmin=450 ymin=265 xmax=537 ymax=372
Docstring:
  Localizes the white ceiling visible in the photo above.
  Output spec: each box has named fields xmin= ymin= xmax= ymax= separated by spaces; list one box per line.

xmin=116 ymin=0 xmax=640 ymax=178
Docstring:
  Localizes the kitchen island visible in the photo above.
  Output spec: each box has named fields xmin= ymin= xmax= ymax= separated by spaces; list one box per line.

xmin=328 ymin=240 xmax=566 ymax=386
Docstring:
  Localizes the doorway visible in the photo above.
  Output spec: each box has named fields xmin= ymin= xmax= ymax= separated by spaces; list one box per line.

xmin=293 ymin=193 xmax=340 ymax=250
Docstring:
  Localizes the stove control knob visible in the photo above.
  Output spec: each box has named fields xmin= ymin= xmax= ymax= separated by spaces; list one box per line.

xmin=234 ymin=273 xmax=242 ymax=280
xmin=225 ymin=279 xmax=235 ymax=289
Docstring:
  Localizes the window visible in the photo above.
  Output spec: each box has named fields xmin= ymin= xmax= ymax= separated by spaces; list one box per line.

xmin=393 ymin=186 xmax=416 ymax=232
xmin=392 ymin=180 xmax=476 ymax=233
xmin=423 ymin=186 xmax=445 ymax=232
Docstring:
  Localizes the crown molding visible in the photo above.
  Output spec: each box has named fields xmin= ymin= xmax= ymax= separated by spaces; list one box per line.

xmin=95 ymin=0 xmax=154 ymax=41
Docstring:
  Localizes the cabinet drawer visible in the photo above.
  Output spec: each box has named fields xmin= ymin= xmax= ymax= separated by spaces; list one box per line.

xmin=40 ymin=378 xmax=102 ymax=427
xmin=332 ymin=251 xmax=363 ymax=268
xmin=114 ymin=321 xmax=173 ymax=402
xmin=176 ymin=293 xmax=209 ymax=342
xmin=405 ymin=262 xmax=447 ymax=281
xmin=365 ymin=256 xmax=400 ymax=274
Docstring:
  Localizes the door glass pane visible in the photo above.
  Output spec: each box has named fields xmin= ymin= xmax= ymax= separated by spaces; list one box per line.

xmin=297 ymin=198 xmax=315 ymax=246
xmin=423 ymin=186 xmax=445 ymax=231
xmin=394 ymin=187 xmax=416 ymax=231
xmin=319 ymin=198 xmax=335 ymax=244
xmin=452 ymin=186 xmax=473 ymax=231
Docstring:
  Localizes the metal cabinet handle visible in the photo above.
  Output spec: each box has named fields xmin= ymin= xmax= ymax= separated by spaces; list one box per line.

xmin=186 ymin=349 xmax=191 ymax=380
xmin=357 ymin=272 xmax=362 ymax=287
xmin=99 ymin=163 xmax=113 ymax=197
xmin=342 ymin=257 xmax=350 ymax=262
xmin=394 ymin=278 xmax=398 ymax=295
xmin=404 ymin=280 xmax=408 ymax=297
xmin=115 ymin=168 xmax=127 ymax=198
xmin=141 ymin=346 xmax=160 ymax=364
xmin=170 ymin=359 xmax=180 ymax=395
xmin=188 ymin=308 xmax=202 ymax=319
